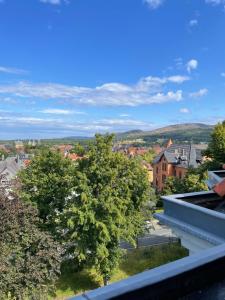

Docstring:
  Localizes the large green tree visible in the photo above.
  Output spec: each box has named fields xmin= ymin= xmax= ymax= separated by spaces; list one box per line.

xmin=64 ymin=134 xmax=152 ymax=285
xmin=0 ymin=194 xmax=62 ymax=300
xmin=205 ymin=120 xmax=225 ymax=165
xmin=18 ymin=149 xmax=75 ymax=235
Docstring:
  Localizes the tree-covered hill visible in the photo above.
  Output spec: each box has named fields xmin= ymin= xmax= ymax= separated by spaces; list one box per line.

xmin=116 ymin=123 xmax=214 ymax=144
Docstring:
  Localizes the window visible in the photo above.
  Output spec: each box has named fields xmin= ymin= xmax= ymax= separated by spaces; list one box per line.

xmin=162 ymin=175 xmax=166 ymax=183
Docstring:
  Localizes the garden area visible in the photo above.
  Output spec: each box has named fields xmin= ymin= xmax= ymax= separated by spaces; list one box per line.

xmin=52 ymin=242 xmax=188 ymax=299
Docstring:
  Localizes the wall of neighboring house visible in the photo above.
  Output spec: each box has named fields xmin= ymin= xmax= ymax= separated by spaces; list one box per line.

xmin=153 ymin=156 xmax=188 ymax=191
xmin=174 ymin=166 xmax=187 ymax=180
xmin=153 ymin=155 xmax=172 ymax=191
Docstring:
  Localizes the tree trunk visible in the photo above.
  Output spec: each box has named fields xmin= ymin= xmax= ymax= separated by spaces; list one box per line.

xmin=136 ymin=237 xmax=139 ymax=249
xmin=103 ymin=277 xmax=109 ymax=286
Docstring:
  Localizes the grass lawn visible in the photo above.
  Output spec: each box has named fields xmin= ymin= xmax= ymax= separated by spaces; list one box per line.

xmin=51 ymin=243 xmax=188 ymax=300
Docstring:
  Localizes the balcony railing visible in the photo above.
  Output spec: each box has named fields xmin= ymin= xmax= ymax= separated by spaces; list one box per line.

xmin=155 ymin=191 xmax=225 ymax=246
xmin=70 ymin=243 xmax=225 ymax=300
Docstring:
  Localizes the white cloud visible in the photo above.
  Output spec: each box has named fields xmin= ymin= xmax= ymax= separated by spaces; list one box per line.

xmin=0 ymin=97 xmax=18 ymax=104
xmin=189 ymin=19 xmax=198 ymax=27
xmin=174 ymin=57 xmax=183 ymax=69
xmin=0 ymin=66 xmax=28 ymax=75
xmin=205 ymin=0 xmax=225 ymax=6
xmin=189 ymin=88 xmax=208 ymax=98
xmin=40 ymin=108 xmax=85 ymax=115
xmin=40 ymin=0 xmax=61 ymax=4
xmin=144 ymin=0 xmax=225 ymax=10
xmin=167 ymin=75 xmax=190 ymax=83
xmin=186 ymin=59 xmax=198 ymax=73
xmin=95 ymin=119 xmax=146 ymax=126
xmin=0 ymin=114 xmax=155 ymax=138
xmin=179 ymin=108 xmax=190 ymax=114
xmin=39 ymin=0 xmax=70 ymax=5
xmin=144 ymin=0 xmax=164 ymax=9
xmin=120 ymin=114 xmax=130 ymax=117
xmin=221 ymin=72 xmax=225 ymax=77
xmin=0 ymin=74 xmax=188 ymax=107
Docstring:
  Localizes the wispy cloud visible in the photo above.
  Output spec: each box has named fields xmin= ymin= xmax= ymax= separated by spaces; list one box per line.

xmin=189 ymin=19 xmax=198 ymax=27
xmin=205 ymin=0 xmax=225 ymax=6
xmin=189 ymin=88 xmax=208 ymax=98
xmin=0 ymin=75 xmax=189 ymax=107
xmin=174 ymin=57 xmax=183 ymax=70
xmin=40 ymin=108 xmax=85 ymax=115
xmin=186 ymin=59 xmax=198 ymax=73
xmin=95 ymin=118 xmax=147 ymax=126
xmin=40 ymin=0 xmax=61 ymax=4
xmin=40 ymin=0 xmax=69 ymax=4
xmin=144 ymin=0 xmax=225 ymax=10
xmin=179 ymin=108 xmax=190 ymax=114
xmin=120 ymin=114 xmax=130 ymax=117
xmin=0 ymin=66 xmax=28 ymax=75
xmin=221 ymin=72 xmax=225 ymax=77
xmin=144 ymin=0 xmax=164 ymax=9
xmin=0 ymin=113 xmax=155 ymax=138
xmin=167 ymin=75 xmax=190 ymax=83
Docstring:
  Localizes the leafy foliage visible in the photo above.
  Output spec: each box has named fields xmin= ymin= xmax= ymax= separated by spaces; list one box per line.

xmin=204 ymin=120 xmax=225 ymax=165
xmin=63 ymin=134 xmax=152 ymax=284
xmin=163 ymin=170 xmax=208 ymax=195
xmin=0 ymin=194 xmax=62 ymax=300
xmin=18 ymin=149 xmax=75 ymax=235
xmin=70 ymin=143 xmax=86 ymax=156
xmin=0 ymin=149 xmax=8 ymax=159
xmin=54 ymin=243 xmax=187 ymax=298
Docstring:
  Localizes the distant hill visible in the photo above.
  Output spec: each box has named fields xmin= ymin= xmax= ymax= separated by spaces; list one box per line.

xmin=60 ymin=136 xmax=91 ymax=140
xmin=0 ymin=123 xmax=213 ymax=145
xmin=116 ymin=123 xmax=214 ymax=144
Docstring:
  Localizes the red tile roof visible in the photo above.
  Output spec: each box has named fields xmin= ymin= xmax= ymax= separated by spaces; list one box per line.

xmin=67 ymin=153 xmax=83 ymax=161
xmin=23 ymin=159 xmax=31 ymax=167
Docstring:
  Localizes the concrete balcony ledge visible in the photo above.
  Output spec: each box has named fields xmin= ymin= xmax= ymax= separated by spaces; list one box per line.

xmin=154 ymin=189 xmax=225 ymax=254
xmin=69 ymin=243 xmax=225 ymax=300
xmin=155 ymin=212 xmax=225 ymax=246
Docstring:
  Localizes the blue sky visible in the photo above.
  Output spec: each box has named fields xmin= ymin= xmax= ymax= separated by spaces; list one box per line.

xmin=0 ymin=0 xmax=225 ymax=139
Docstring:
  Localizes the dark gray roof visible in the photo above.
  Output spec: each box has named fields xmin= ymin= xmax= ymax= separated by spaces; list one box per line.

xmin=0 ymin=157 xmax=24 ymax=180
xmin=152 ymin=144 xmax=203 ymax=169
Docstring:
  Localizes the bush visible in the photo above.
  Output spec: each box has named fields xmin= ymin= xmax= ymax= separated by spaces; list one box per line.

xmin=0 ymin=195 xmax=63 ymax=300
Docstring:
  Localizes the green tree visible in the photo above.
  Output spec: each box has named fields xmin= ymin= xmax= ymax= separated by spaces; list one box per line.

xmin=205 ymin=120 xmax=225 ymax=165
xmin=0 ymin=194 xmax=62 ymax=300
xmin=141 ymin=149 xmax=156 ymax=164
xmin=163 ymin=171 xmax=208 ymax=195
xmin=18 ymin=149 xmax=75 ymax=235
xmin=64 ymin=134 xmax=152 ymax=285
xmin=0 ymin=149 xmax=8 ymax=159
xmin=71 ymin=143 xmax=85 ymax=156
xmin=162 ymin=176 xmax=184 ymax=195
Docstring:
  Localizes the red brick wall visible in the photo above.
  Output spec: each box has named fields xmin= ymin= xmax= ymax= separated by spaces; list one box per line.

xmin=153 ymin=155 xmax=188 ymax=191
